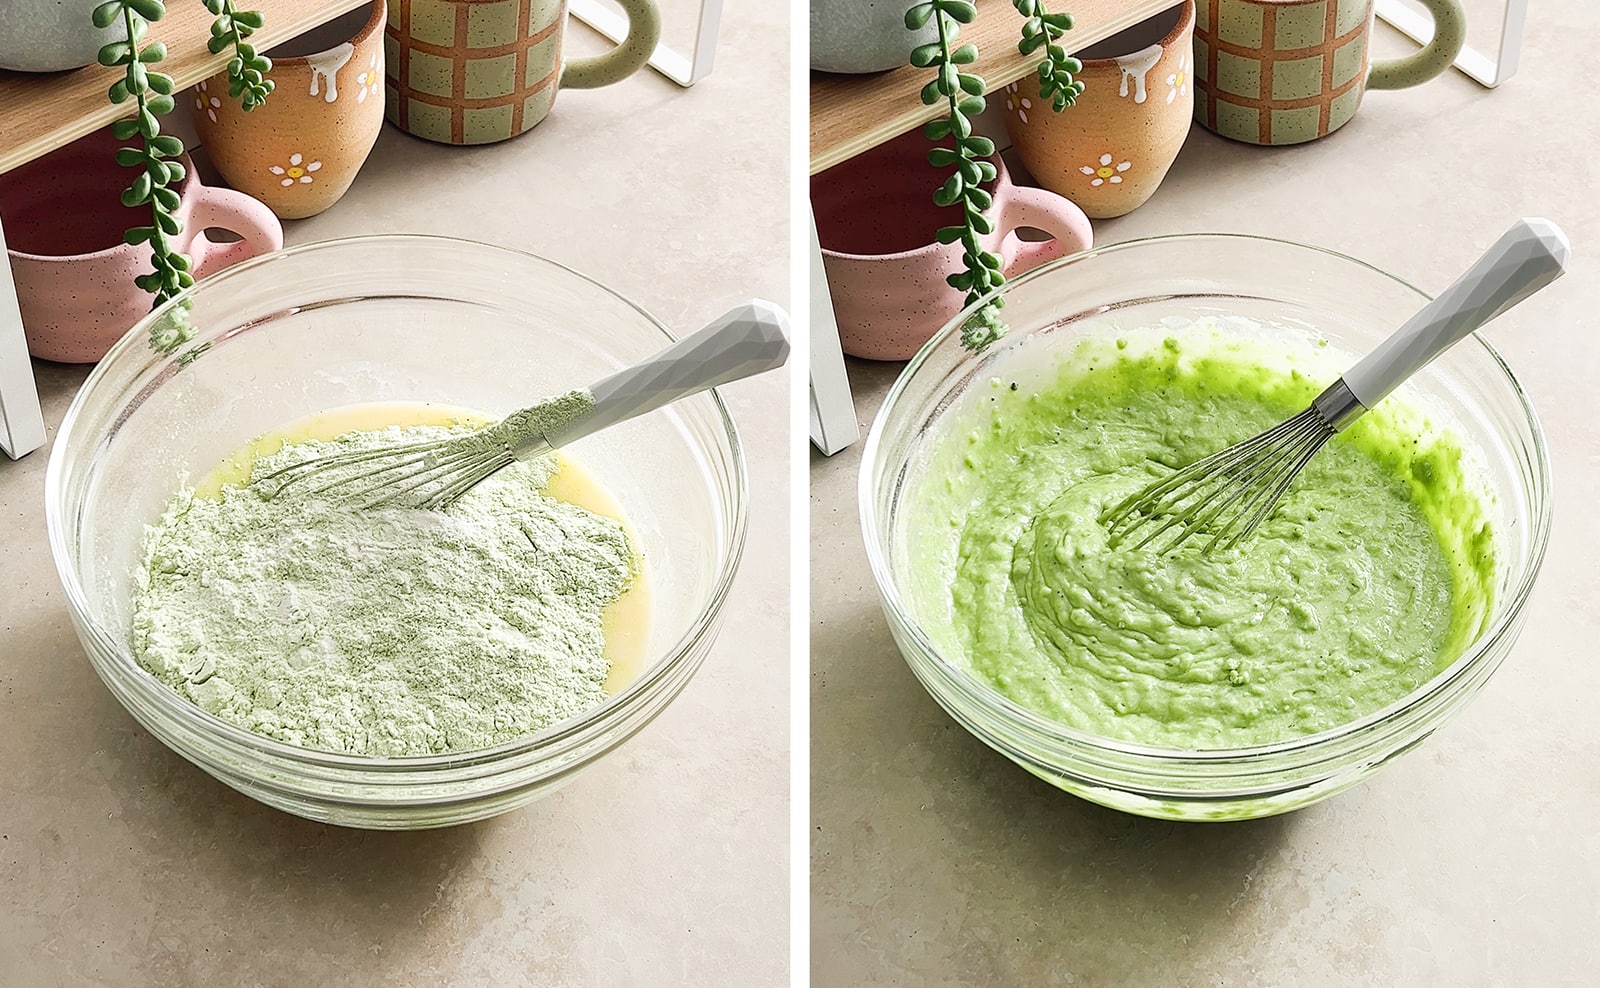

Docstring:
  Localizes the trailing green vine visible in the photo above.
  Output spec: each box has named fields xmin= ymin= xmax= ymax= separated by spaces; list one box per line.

xmin=1015 ymin=0 xmax=1085 ymax=112
xmin=98 ymin=1 xmax=187 ymax=302
xmin=204 ymin=0 xmax=274 ymax=109
xmin=907 ymin=0 xmax=1004 ymax=351
xmin=93 ymin=0 xmax=271 ymax=311
xmin=906 ymin=0 xmax=1081 ymax=351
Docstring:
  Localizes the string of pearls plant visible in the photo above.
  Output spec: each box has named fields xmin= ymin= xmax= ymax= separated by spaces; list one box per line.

xmin=94 ymin=0 xmax=273 ymax=306
xmin=906 ymin=0 xmax=1082 ymax=350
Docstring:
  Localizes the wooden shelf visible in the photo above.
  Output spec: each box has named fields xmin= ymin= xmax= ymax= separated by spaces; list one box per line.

xmin=0 ymin=0 xmax=368 ymax=174
xmin=810 ymin=0 xmax=1178 ymax=175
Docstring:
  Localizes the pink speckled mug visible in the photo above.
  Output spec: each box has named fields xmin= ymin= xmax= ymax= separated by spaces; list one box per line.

xmin=2 ymin=126 xmax=282 ymax=363
xmin=814 ymin=129 xmax=1093 ymax=361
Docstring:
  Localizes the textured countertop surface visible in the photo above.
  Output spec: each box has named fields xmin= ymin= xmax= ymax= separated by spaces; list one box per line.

xmin=810 ymin=1 xmax=1600 ymax=983
xmin=0 ymin=2 xmax=789 ymax=984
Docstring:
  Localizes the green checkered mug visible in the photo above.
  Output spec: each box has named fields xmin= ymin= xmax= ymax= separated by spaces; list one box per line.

xmin=384 ymin=0 xmax=661 ymax=145
xmin=1193 ymin=0 xmax=1465 ymax=145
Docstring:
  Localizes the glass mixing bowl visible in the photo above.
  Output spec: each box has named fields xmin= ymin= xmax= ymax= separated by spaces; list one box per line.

xmin=861 ymin=234 xmax=1550 ymax=822
xmin=46 ymin=236 xmax=746 ymax=829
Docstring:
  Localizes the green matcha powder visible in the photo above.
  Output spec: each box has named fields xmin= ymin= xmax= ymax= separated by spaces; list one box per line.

xmin=132 ymin=422 xmax=635 ymax=757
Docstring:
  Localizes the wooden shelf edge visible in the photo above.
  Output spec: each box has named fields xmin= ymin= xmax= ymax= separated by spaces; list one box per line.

xmin=810 ymin=0 xmax=1179 ymax=175
xmin=0 ymin=0 xmax=369 ymax=175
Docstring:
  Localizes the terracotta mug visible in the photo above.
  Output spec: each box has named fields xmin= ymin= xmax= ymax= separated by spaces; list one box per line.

xmin=813 ymin=129 xmax=1094 ymax=361
xmin=1004 ymin=1 xmax=1194 ymax=219
xmin=1193 ymin=0 xmax=1465 ymax=145
xmin=384 ymin=0 xmax=662 ymax=145
xmin=193 ymin=1 xmax=387 ymax=220
xmin=1 ymin=127 xmax=282 ymax=363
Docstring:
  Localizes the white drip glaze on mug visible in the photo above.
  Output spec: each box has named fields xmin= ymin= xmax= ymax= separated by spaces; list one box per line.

xmin=306 ymin=43 xmax=355 ymax=103
xmin=1115 ymin=44 xmax=1163 ymax=104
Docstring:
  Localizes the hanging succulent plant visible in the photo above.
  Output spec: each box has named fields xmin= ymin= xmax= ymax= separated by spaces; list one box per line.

xmin=906 ymin=0 xmax=1083 ymax=350
xmin=94 ymin=0 xmax=273 ymax=305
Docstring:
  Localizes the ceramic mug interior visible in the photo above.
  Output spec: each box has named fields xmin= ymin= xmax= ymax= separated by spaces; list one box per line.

xmin=813 ymin=130 xmax=1004 ymax=257
xmin=0 ymin=126 xmax=261 ymax=260
xmin=0 ymin=131 xmax=153 ymax=257
xmin=267 ymin=1 xmax=378 ymax=57
xmin=1075 ymin=2 xmax=1183 ymax=58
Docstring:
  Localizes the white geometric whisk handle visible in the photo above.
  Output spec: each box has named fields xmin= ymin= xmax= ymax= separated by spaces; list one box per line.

xmin=1343 ymin=217 xmax=1568 ymax=411
xmin=548 ymin=299 xmax=792 ymax=448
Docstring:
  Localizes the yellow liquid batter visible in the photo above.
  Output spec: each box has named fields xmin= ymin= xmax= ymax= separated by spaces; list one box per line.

xmin=195 ymin=402 xmax=651 ymax=694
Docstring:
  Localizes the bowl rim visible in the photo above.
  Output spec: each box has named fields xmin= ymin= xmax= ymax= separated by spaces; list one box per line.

xmin=860 ymin=231 xmax=1553 ymax=762
xmin=45 ymin=232 xmax=750 ymax=771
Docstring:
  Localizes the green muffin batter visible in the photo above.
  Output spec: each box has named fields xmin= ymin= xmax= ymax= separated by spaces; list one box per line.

xmin=904 ymin=325 xmax=1496 ymax=749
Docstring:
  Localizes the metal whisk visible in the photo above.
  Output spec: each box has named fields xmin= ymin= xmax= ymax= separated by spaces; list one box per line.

xmin=1104 ymin=218 xmax=1569 ymax=556
xmin=253 ymin=300 xmax=790 ymax=510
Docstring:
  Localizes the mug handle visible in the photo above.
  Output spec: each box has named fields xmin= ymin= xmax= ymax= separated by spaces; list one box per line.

xmin=1367 ymin=0 xmax=1466 ymax=90
xmin=561 ymin=0 xmax=662 ymax=90
xmin=995 ymin=184 xmax=1094 ymax=278
xmin=186 ymin=186 xmax=284 ymax=279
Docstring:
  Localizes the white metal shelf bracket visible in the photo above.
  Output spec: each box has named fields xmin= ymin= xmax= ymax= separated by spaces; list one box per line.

xmin=0 ymin=212 xmax=46 ymax=460
xmin=1376 ymin=0 xmax=1526 ymax=89
xmin=569 ymin=0 xmax=723 ymax=87
xmin=809 ymin=209 xmax=857 ymax=456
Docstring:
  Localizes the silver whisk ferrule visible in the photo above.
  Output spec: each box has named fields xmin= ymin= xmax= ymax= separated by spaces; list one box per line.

xmin=1309 ymin=377 xmax=1364 ymax=431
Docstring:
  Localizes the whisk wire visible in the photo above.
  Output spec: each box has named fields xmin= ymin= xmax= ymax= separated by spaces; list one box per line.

xmin=254 ymin=437 xmax=459 ymax=496
xmin=414 ymin=453 xmax=519 ymax=511
xmin=1106 ymin=415 xmax=1293 ymax=531
xmin=305 ymin=449 xmax=461 ymax=500
xmin=1103 ymin=415 xmax=1285 ymax=543
xmin=1141 ymin=414 xmax=1320 ymax=553
xmin=245 ymin=418 xmax=545 ymax=511
xmin=250 ymin=431 xmax=517 ymax=511
xmin=1105 ymin=406 xmax=1335 ymax=555
xmin=340 ymin=446 xmax=488 ymax=506
xmin=1210 ymin=430 xmax=1329 ymax=553
xmin=1197 ymin=417 xmax=1329 ymax=554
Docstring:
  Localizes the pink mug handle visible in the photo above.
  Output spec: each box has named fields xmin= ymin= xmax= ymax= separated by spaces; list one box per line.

xmin=186 ymin=186 xmax=283 ymax=278
xmin=995 ymin=180 xmax=1093 ymax=277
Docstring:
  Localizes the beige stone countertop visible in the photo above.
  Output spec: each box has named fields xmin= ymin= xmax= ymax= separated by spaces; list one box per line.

xmin=0 ymin=3 xmax=789 ymax=985
xmin=811 ymin=2 xmax=1600 ymax=983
